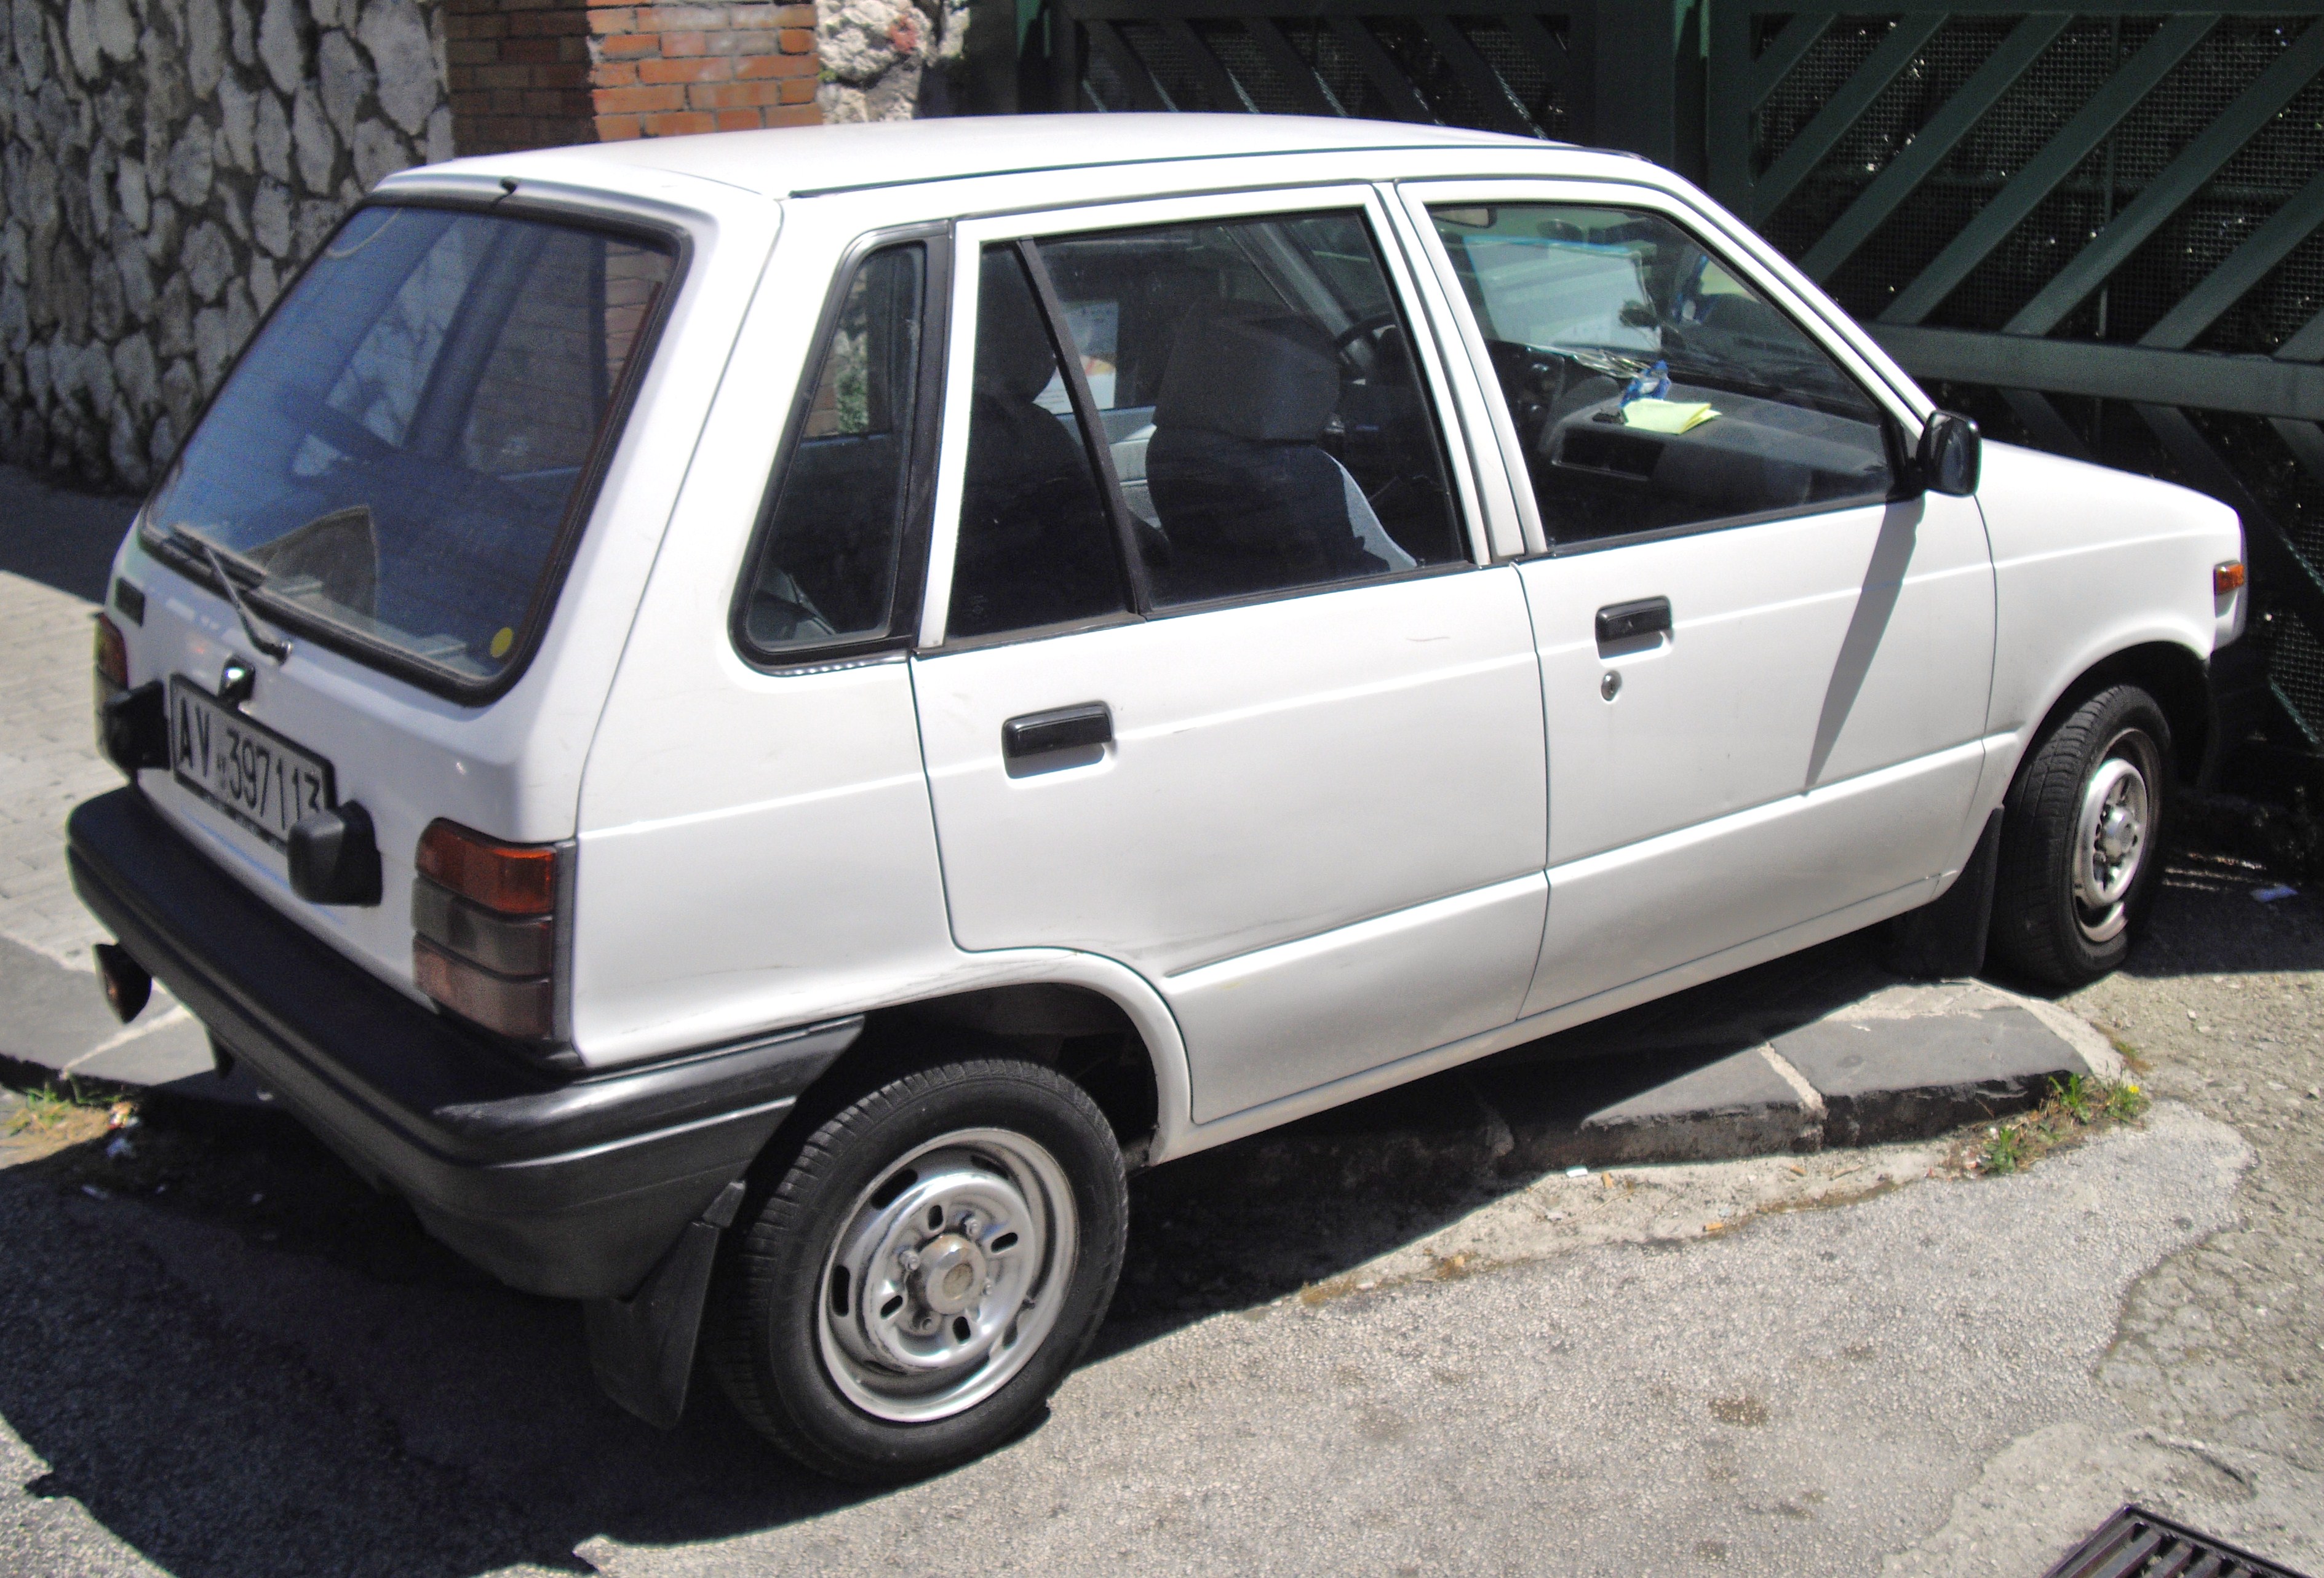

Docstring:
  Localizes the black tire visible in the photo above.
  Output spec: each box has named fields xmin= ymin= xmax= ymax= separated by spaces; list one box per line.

xmin=708 ymin=1058 xmax=1126 ymax=1483
xmin=1990 ymin=683 xmax=2173 ymax=989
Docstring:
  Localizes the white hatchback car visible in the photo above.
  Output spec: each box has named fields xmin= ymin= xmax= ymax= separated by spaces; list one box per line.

xmin=72 ymin=114 xmax=2244 ymax=1480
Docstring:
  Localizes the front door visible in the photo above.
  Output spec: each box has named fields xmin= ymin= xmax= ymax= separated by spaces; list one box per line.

xmin=913 ymin=194 xmax=1548 ymax=1127
xmin=1413 ymin=191 xmax=1996 ymax=1013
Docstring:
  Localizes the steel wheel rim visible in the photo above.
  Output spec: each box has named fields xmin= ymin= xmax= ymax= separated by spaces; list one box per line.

xmin=2072 ymin=729 xmax=2156 ymax=945
xmin=817 ymin=1127 xmax=1077 ymax=1424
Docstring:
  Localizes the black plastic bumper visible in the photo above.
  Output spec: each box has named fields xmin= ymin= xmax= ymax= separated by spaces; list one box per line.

xmin=67 ymin=787 xmax=858 ymax=1300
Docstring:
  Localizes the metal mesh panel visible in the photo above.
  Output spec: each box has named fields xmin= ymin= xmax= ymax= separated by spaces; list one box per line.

xmin=1113 ymin=22 xmax=1201 ymax=109
xmin=1821 ymin=20 xmax=2143 ymax=323
xmin=1457 ymin=16 xmax=1567 ymax=137
xmin=1191 ymin=20 xmax=1297 ymax=113
xmin=1366 ymin=18 xmax=1492 ymax=127
xmin=1754 ymin=16 xmax=1889 ymax=181
xmin=1083 ymin=40 xmax=1134 ymax=111
xmin=2269 ymin=607 xmax=2324 ymax=743
xmin=1276 ymin=18 xmax=1399 ymax=122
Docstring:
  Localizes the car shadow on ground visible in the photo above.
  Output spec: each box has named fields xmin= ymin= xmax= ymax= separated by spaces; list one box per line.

xmin=0 ymin=926 xmax=1930 ymax=1574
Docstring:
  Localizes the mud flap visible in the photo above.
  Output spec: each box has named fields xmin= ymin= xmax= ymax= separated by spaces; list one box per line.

xmin=584 ymin=1179 xmax=747 ymax=1430
xmin=1884 ymin=809 xmax=2002 ymax=981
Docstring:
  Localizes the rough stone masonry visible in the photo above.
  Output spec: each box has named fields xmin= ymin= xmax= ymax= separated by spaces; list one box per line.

xmin=1 ymin=0 xmax=455 ymax=489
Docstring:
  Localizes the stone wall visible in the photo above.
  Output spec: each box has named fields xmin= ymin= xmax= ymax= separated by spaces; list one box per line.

xmin=1 ymin=0 xmax=455 ymax=490
xmin=0 ymin=0 xmax=888 ymax=494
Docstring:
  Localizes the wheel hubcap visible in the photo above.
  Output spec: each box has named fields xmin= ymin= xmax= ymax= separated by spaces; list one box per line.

xmin=2072 ymin=732 xmax=2155 ymax=944
xmin=818 ymin=1128 xmax=1076 ymax=1424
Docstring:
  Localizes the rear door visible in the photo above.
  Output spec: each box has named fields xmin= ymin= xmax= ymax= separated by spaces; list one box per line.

xmin=1406 ymin=183 xmax=1995 ymax=1015
xmin=910 ymin=189 xmax=1548 ymax=1127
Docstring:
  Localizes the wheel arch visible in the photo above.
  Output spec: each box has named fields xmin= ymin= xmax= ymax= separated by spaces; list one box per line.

xmin=776 ymin=954 xmax=1192 ymax=1172
xmin=2015 ymin=639 xmax=2211 ymax=793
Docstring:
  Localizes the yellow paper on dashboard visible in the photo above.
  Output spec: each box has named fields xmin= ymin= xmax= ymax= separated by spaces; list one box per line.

xmin=1622 ymin=399 xmax=1719 ymax=434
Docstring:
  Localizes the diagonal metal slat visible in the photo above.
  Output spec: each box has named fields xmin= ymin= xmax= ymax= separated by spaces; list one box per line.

xmin=1502 ymin=10 xmax=1571 ymax=98
xmin=1083 ymin=17 xmax=1174 ymax=109
xmin=1881 ymin=13 xmax=2216 ymax=326
xmin=1748 ymin=15 xmax=1947 ymax=224
xmin=1420 ymin=16 xmax=1537 ymax=135
xmin=1747 ymin=12 xmax=1836 ymax=112
xmin=2000 ymin=387 xmax=2094 ymax=460
xmin=2277 ymin=307 xmax=2324 ymax=363
xmin=2269 ymin=418 xmax=2324 ymax=487
xmin=2139 ymin=403 xmax=2324 ymax=643
xmin=1160 ymin=17 xmax=1255 ymax=111
xmin=1801 ymin=14 xmax=2069 ymax=282
xmin=2143 ymin=167 xmax=2324 ymax=350
xmin=1328 ymin=14 xmax=1438 ymax=123
xmin=2006 ymin=17 xmax=2324 ymax=338
xmin=1238 ymin=15 xmax=1340 ymax=116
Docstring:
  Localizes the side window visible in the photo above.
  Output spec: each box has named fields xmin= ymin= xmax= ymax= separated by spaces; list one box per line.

xmin=950 ymin=246 xmax=1129 ymax=640
xmin=1035 ymin=210 xmax=1464 ymax=608
xmin=1429 ymin=204 xmax=1893 ymax=547
xmin=739 ymin=242 xmax=925 ymax=654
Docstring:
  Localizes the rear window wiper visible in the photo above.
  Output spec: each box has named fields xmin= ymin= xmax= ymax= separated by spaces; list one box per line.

xmin=167 ymin=526 xmax=293 ymax=662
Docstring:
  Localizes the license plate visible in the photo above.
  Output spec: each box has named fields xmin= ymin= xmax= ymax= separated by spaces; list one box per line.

xmin=168 ymin=676 xmax=336 ymax=850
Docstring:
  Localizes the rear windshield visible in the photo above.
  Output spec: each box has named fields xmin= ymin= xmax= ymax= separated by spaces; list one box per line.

xmin=142 ymin=205 xmax=677 ymax=688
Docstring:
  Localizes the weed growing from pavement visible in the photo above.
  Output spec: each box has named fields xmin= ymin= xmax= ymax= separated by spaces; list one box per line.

xmin=2 ymin=1074 xmax=116 ymax=1140
xmin=1955 ymin=1074 xmax=2151 ymax=1178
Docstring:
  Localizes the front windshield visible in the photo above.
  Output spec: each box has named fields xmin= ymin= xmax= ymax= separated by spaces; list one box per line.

xmin=1433 ymin=204 xmax=1874 ymax=418
xmin=143 ymin=205 xmax=677 ymax=686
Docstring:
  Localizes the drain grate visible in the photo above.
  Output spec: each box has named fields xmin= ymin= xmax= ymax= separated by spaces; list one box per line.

xmin=2043 ymin=1505 xmax=2312 ymax=1578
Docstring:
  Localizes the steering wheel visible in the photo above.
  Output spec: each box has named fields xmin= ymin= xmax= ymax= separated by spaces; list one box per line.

xmin=1332 ymin=312 xmax=1403 ymax=355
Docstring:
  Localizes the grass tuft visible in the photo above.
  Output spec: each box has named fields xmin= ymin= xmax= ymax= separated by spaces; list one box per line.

xmin=1958 ymin=1074 xmax=2149 ymax=1178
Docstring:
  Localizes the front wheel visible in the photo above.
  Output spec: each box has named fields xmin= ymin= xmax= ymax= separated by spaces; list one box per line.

xmin=1990 ymin=683 xmax=2172 ymax=988
xmin=709 ymin=1059 xmax=1126 ymax=1483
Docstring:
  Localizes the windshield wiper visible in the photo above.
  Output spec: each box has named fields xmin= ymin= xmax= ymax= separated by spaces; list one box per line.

xmin=170 ymin=528 xmax=293 ymax=662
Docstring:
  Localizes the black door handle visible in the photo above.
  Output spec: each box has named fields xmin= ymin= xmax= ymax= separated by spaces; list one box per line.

xmin=1003 ymin=702 xmax=1113 ymax=761
xmin=1595 ymin=597 xmax=1672 ymax=647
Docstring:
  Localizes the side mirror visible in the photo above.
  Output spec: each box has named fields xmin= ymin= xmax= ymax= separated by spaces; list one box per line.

xmin=1916 ymin=411 xmax=1981 ymax=496
xmin=289 ymin=800 xmax=383 ymax=906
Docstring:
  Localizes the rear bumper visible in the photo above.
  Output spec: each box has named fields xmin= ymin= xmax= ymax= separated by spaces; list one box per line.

xmin=67 ymin=787 xmax=857 ymax=1299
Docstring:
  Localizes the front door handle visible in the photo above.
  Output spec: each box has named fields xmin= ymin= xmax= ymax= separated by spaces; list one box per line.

xmin=1003 ymin=702 xmax=1113 ymax=762
xmin=1595 ymin=597 xmax=1672 ymax=648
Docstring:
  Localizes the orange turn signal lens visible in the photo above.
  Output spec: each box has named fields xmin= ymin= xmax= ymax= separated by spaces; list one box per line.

xmin=94 ymin=613 xmax=128 ymax=690
xmin=2214 ymin=560 xmax=2246 ymax=596
xmin=415 ymin=820 xmax=558 ymax=916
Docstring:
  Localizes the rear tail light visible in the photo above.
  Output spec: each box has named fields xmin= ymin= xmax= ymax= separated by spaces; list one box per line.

xmin=94 ymin=614 xmax=129 ymax=691
xmin=412 ymin=820 xmax=564 ymax=1041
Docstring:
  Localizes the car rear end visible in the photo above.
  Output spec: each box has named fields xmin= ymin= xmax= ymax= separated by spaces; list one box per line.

xmin=67 ymin=161 xmax=822 ymax=1304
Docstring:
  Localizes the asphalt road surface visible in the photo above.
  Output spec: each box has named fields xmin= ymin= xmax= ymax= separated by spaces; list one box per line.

xmin=2 ymin=841 xmax=2318 ymax=1577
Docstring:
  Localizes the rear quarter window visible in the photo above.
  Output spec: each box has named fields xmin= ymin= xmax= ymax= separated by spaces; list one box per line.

xmin=142 ymin=204 xmax=679 ymax=694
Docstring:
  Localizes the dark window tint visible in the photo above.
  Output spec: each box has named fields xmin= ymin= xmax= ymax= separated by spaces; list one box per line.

xmin=742 ymin=243 xmax=925 ymax=652
xmin=1431 ymin=204 xmax=1892 ymax=547
xmin=950 ymin=246 xmax=1127 ymax=640
xmin=143 ymin=205 xmax=675 ymax=684
xmin=1036 ymin=210 xmax=1463 ymax=608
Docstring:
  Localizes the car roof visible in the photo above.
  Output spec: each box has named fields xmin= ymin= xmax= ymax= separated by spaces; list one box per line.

xmin=459 ymin=114 xmax=1562 ymax=201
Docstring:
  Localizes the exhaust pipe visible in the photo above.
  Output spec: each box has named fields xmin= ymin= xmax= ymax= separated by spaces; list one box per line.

xmin=94 ymin=942 xmax=151 ymax=1023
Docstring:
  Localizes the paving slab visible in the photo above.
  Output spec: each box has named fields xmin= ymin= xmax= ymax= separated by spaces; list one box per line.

xmin=1776 ymin=1001 xmax=2094 ymax=1147
xmin=1577 ymin=1044 xmax=1823 ymax=1162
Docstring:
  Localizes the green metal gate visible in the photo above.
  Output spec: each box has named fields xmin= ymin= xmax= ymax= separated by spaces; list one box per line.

xmin=1022 ymin=1 xmax=2324 ymax=761
xmin=1702 ymin=6 xmax=2324 ymax=756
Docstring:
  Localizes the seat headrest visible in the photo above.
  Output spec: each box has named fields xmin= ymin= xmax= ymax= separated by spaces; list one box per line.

xmin=976 ymin=250 xmax=1066 ymax=404
xmin=1155 ymin=304 xmax=1339 ymax=443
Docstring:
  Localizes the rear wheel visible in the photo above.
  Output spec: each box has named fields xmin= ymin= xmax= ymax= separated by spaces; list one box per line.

xmin=709 ymin=1058 xmax=1126 ymax=1483
xmin=1991 ymin=684 xmax=2171 ymax=988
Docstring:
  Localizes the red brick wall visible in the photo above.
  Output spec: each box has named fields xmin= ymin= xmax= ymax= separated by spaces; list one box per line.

xmin=447 ymin=0 xmax=821 ymax=157
xmin=591 ymin=3 xmax=822 ymax=138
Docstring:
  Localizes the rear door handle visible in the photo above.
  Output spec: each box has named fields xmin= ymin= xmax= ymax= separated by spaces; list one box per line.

xmin=1003 ymin=702 xmax=1113 ymax=761
xmin=1595 ymin=597 xmax=1672 ymax=648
